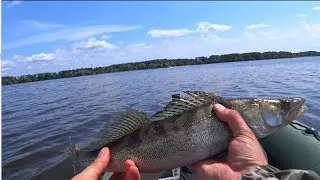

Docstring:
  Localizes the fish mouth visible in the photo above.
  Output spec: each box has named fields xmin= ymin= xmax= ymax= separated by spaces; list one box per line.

xmin=71 ymin=141 xmax=101 ymax=174
xmin=285 ymin=98 xmax=306 ymax=124
xmin=71 ymin=145 xmax=93 ymax=174
xmin=296 ymin=104 xmax=307 ymax=117
xmin=69 ymin=132 xmax=87 ymax=174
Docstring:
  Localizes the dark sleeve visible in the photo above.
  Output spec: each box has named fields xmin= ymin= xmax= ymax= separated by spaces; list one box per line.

xmin=242 ymin=165 xmax=320 ymax=180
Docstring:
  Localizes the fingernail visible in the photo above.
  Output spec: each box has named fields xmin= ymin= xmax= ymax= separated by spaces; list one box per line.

xmin=214 ymin=104 xmax=225 ymax=111
xmin=98 ymin=147 xmax=107 ymax=158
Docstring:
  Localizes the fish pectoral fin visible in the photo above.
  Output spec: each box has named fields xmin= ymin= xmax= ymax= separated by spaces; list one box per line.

xmin=101 ymin=109 xmax=150 ymax=144
xmin=84 ymin=109 xmax=150 ymax=151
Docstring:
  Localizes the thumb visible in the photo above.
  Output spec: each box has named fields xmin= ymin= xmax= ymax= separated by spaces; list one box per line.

xmin=213 ymin=104 xmax=254 ymax=137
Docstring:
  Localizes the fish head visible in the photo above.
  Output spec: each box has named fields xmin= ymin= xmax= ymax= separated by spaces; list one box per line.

xmin=259 ymin=98 xmax=306 ymax=127
xmin=227 ymin=97 xmax=306 ymax=138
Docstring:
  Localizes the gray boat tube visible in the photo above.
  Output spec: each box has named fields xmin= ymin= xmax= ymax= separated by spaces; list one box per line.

xmin=260 ymin=123 xmax=320 ymax=175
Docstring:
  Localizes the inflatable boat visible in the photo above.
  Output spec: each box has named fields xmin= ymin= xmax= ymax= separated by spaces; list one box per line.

xmin=260 ymin=122 xmax=320 ymax=175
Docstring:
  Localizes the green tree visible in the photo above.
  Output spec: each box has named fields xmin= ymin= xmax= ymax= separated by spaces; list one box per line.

xmin=2 ymin=51 xmax=320 ymax=85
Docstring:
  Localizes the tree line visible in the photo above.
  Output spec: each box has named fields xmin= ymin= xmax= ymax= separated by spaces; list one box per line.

xmin=2 ymin=51 xmax=320 ymax=85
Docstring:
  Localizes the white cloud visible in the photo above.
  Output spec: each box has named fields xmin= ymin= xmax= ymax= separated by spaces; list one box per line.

xmin=2 ymin=60 xmax=15 ymax=72
xmin=101 ymin=34 xmax=111 ymax=40
xmin=19 ymin=20 xmax=65 ymax=29
xmin=296 ymin=14 xmax=308 ymax=18
xmin=56 ymin=62 xmax=68 ymax=66
xmin=302 ymin=21 xmax=320 ymax=38
xmin=27 ymin=66 xmax=33 ymax=70
xmin=148 ymin=22 xmax=231 ymax=38
xmin=4 ymin=24 xmax=140 ymax=49
xmin=5 ymin=20 xmax=320 ymax=76
xmin=244 ymin=30 xmax=290 ymax=41
xmin=141 ymin=21 xmax=320 ymax=59
xmin=5 ymin=35 xmax=120 ymax=73
xmin=2 ymin=67 xmax=12 ymax=72
xmin=312 ymin=6 xmax=320 ymax=11
xmin=245 ymin=23 xmax=269 ymax=30
xmin=196 ymin=22 xmax=232 ymax=32
xmin=117 ymin=41 xmax=125 ymax=44
xmin=73 ymin=37 xmax=119 ymax=51
xmin=14 ymin=53 xmax=56 ymax=62
xmin=6 ymin=0 xmax=22 ymax=8
xmin=147 ymin=28 xmax=194 ymax=38
xmin=2 ymin=60 xmax=15 ymax=74
xmin=2 ymin=60 xmax=15 ymax=67
xmin=127 ymin=43 xmax=153 ymax=53
xmin=128 ymin=43 xmax=152 ymax=49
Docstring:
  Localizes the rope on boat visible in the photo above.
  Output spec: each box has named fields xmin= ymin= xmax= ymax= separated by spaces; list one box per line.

xmin=290 ymin=122 xmax=320 ymax=141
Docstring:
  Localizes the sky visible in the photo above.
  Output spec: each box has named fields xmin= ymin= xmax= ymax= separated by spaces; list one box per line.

xmin=1 ymin=1 xmax=320 ymax=76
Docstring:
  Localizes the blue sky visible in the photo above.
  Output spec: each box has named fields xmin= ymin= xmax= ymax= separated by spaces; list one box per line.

xmin=2 ymin=1 xmax=320 ymax=76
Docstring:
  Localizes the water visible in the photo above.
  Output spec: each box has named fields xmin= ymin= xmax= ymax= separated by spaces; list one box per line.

xmin=2 ymin=57 xmax=320 ymax=180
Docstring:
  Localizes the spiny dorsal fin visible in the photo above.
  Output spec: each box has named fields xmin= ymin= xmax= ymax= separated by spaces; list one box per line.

xmin=186 ymin=91 xmax=234 ymax=109
xmin=82 ymin=109 xmax=150 ymax=151
xmin=184 ymin=91 xmax=217 ymax=99
xmin=151 ymin=92 xmax=217 ymax=121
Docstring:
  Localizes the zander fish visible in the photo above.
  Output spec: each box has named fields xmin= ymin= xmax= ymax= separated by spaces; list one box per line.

xmin=71 ymin=91 xmax=306 ymax=173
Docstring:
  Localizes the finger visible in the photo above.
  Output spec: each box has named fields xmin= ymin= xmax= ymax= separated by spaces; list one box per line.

xmin=192 ymin=160 xmax=230 ymax=179
xmin=192 ymin=159 xmax=220 ymax=172
xmin=192 ymin=151 xmax=227 ymax=168
xmin=124 ymin=160 xmax=136 ymax=168
xmin=213 ymin=104 xmax=253 ymax=136
xmin=124 ymin=160 xmax=140 ymax=180
xmin=109 ymin=160 xmax=139 ymax=180
xmin=82 ymin=147 xmax=110 ymax=178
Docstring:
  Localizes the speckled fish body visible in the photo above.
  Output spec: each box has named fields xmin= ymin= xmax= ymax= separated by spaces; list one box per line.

xmin=72 ymin=91 xmax=306 ymax=173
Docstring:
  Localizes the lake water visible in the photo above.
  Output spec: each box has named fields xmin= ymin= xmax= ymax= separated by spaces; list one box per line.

xmin=2 ymin=57 xmax=320 ymax=180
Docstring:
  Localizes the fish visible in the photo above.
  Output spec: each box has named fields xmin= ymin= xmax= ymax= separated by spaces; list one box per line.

xmin=71 ymin=91 xmax=306 ymax=173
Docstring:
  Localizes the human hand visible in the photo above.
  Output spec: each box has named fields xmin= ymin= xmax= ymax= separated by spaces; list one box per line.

xmin=192 ymin=104 xmax=268 ymax=180
xmin=72 ymin=147 xmax=140 ymax=180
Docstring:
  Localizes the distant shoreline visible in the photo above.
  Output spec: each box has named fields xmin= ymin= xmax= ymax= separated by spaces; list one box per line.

xmin=2 ymin=51 xmax=320 ymax=85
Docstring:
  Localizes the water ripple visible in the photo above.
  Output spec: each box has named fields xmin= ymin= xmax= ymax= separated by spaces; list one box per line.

xmin=2 ymin=57 xmax=320 ymax=180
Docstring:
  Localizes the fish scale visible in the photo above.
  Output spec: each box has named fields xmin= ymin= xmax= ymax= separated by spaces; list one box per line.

xmin=107 ymin=116 xmax=231 ymax=172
